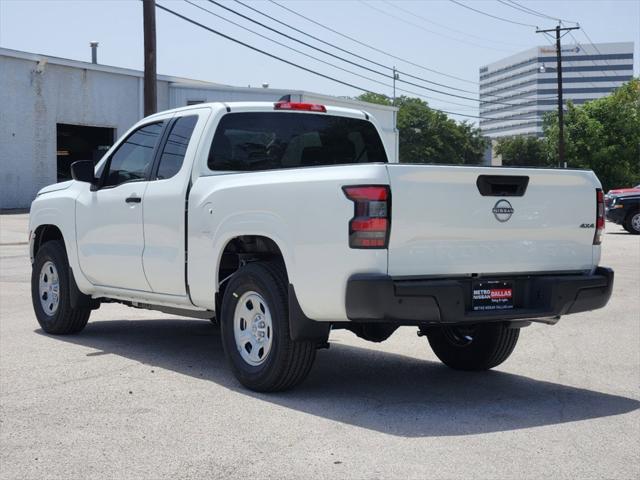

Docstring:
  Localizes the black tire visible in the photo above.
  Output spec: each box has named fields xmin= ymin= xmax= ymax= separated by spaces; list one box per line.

xmin=219 ymin=261 xmax=316 ymax=392
xmin=425 ymin=323 xmax=519 ymax=371
xmin=31 ymin=240 xmax=90 ymax=334
xmin=624 ymin=210 xmax=640 ymax=234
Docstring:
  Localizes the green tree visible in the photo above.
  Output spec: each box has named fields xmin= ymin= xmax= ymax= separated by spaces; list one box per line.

xmin=356 ymin=93 xmax=488 ymax=164
xmin=356 ymin=92 xmax=393 ymax=106
xmin=544 ymin=78 xmax=640 ymax=190
xmin=495 ymin=136 xmax=551 ymax=167
xmin=456 ymin=120 xmax=490 ymax=165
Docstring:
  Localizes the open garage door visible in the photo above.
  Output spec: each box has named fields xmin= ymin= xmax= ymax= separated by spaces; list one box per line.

xmin=56 ymin=124 xmax=115 ymax=182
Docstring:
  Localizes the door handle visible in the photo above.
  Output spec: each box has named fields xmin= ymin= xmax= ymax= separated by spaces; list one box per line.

xmin=125 ymin=195 xmax=142 ymax=204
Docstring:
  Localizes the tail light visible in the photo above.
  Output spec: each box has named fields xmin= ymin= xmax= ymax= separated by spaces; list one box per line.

xmin=274 ymin=101 xmax=326 ymax=112
xmin=594 ymin=188 xmax=605 ymax=245
xmin=343 ymin=185 xmax=390 ymax=249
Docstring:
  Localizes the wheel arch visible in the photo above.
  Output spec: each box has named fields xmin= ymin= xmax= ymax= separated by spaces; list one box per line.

xmin=214 ymin=235 xmax=329 ymax=343
xmin=216 ymin=234 xmax=289 ymax=294
xmin=31 ymin=224 xmax=65 ymax=262
xmin=30 ymin=223 xmax=98 ymax=309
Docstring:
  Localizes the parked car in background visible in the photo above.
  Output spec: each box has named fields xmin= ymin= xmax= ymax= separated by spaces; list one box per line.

xmin=605 ymin=184 xmax=640 ymax=208
xmin=606 ymin=194 xmax=640 ymax=234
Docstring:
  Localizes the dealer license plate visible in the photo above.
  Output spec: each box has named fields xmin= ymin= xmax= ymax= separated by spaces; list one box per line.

xmin=472 ymin=280 xmax=514 ymax=311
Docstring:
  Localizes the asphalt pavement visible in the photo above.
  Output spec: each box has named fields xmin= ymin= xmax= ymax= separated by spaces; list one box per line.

xmin=1 ymin=213 xmax=638 ymax=479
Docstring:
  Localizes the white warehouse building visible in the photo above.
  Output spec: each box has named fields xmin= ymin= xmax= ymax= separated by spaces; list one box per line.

xmin=0 ymin=47 xmax=398 ymax=209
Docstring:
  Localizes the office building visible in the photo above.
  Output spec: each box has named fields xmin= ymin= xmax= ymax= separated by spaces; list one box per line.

xmin=479 ymin=41 xmax=634 ymax=139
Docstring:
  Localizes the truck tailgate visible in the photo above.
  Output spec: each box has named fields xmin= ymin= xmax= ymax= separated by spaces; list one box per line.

xmin=386 ymin=164 xmax=600 ymax=276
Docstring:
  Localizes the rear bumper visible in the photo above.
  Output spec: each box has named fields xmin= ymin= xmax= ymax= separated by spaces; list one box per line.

xmin=346 ymin=267 xmax=614 ymax=325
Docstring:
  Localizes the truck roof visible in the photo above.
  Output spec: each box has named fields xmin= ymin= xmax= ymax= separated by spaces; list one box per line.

xmin=147 ymin=101 xmax=373 ymax=121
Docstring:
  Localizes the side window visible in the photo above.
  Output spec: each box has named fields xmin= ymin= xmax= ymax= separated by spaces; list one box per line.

xmin=103 ymin=122 xmax=163 ymax=187
xmin=155 ymin=115 xmax=198 ymax=180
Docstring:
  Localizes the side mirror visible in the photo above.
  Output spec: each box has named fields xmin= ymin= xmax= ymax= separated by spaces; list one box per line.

xmin=70 ymin=161 xmax=98 ymax=187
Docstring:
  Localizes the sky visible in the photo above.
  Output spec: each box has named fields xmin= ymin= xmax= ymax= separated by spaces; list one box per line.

xmin=0 ymin=0 xmax=638 ymax=122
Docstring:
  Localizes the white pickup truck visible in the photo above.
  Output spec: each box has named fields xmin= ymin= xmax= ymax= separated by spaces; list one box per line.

xmin=29 ymin=101 xmax=613 ymax=391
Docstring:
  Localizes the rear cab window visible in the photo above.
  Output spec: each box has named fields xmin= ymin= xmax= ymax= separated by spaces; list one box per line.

xmin=155 ymin=115 xmax=198 ymax=180
xmin=207 ymin=112 xmax=387 ymax=172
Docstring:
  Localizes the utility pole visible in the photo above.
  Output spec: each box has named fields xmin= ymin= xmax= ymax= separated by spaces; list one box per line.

xmin=392 ymin=66 xmax=399 ymax=106
xmin=143 ymin=0 xmax=157 ymax=116
xmin=536 ymin=24 xmax=580 ymax=167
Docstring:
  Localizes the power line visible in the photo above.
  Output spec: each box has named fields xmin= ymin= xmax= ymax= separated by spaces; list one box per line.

xmin=268 ymin=0 xmax=478 ymax=85
xmin=565 ymin=29 xmax=609 ymax=83
xmin=449 ymin=0 xmax=538 ymax=28
xmin=503 ymin=0 xmax=598 ymax=87
xmin=182 ymin=0 xmax=482 ymax=110
xmin=188 ymin=2 xmax=505 ymax=113
xmin=156 ymin=2 xmax=532 ymax=121
xmin=232 ymin=0 xmax=486 ymax=97
xmin=493 ymin=3 xmax=605 ymax=89
xmin=557 ymin=33 xmax=599 ymax=87
xmin=581 ymin=28 xmax=608 ymax=60
xmin=232 ymin=0 xmax=393 ymax=73
xmin=183 ymin=1 xmax=388 ymax=87
xmin=155 ymin=3 xmax=371 ymax=93
xmin=382 ymin=0 xmax=527 ymax=48
xmin=503 ymin=0 xmax=597 ymax=93
xmin=507 ymin=0 xmax=578 ymax=24
xmin=505 ymin=3 xmax=599 ymax=88
xmin=269 ymin=2 xmax=510 ymax=98
xmin=536 ymin=20 xmax=614 ymax=81
xmin=576 ymin=27 xmax=615 ymax=78
xmin=497 ymin=0 xmax=558 ymax=22
xmin=210 ymin=0 xmax=521 ymax=106
xmin=358 ymin=0 xmax=514 ymax=52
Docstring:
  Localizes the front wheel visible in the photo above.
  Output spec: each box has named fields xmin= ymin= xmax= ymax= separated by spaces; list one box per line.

xmin=219 ymin=261 xmax=316 ymax=392
xmin=424 ymin=323 xmax=519 ymax=371
xmin=31 ymin=241 xmax=91 ymax=334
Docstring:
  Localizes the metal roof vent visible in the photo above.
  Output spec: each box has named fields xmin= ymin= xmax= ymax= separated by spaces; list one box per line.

xmin=90 ymin=41 xmax=99 ymax=64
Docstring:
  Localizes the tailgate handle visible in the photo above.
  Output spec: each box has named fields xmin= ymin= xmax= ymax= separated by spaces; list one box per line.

xmin=476 ymin=175 xmax=529 ymax=197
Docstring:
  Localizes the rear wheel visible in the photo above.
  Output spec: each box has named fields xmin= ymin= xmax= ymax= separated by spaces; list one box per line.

xmin=424 ymin=323 xmax=519 ymax=371
xmin=219 ymin=261 xmax=316 ymax=392
xmin=624 ymin=211 xmax=640 ymax=234
xmin=31 ymin=241 xmax=91 ymax=334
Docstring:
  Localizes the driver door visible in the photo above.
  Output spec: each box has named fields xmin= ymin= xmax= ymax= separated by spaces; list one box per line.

xmin=75 ymin=120 xmax=166 ymax=291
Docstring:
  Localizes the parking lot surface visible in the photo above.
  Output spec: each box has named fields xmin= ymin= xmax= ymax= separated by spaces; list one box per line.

xmin=1 ymin=213 xmax=638 ymax=479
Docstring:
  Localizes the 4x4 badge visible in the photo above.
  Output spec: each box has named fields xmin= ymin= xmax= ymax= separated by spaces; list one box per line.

xmin=492 ymin=199 xmax=514 ymax=222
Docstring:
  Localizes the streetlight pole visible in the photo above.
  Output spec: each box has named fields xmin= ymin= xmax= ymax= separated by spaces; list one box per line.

xmin=536 ymin=24 xmax=580 ymax=167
